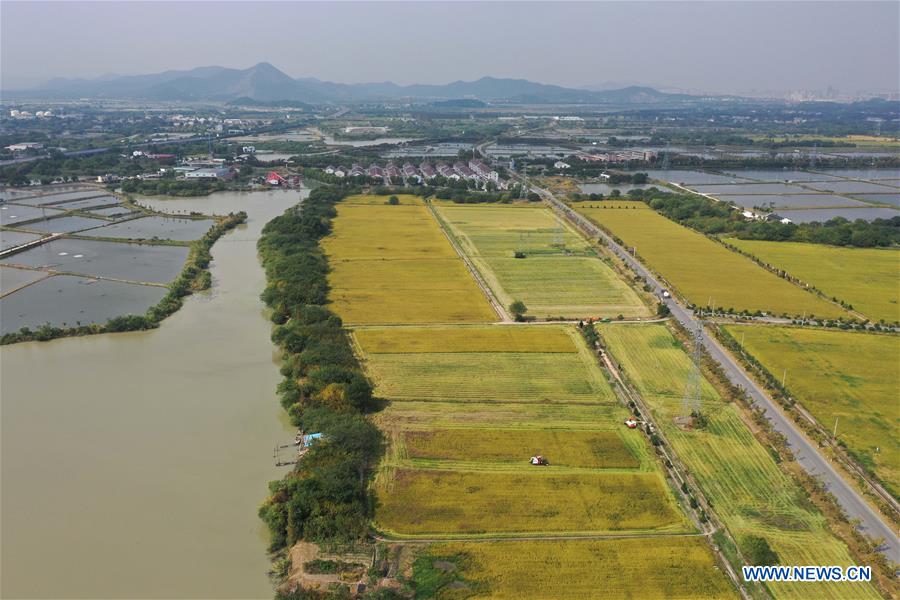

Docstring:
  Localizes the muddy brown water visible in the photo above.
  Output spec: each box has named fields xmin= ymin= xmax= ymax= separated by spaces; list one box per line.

xmin=1 ymin=189 xmax=306 ymax=598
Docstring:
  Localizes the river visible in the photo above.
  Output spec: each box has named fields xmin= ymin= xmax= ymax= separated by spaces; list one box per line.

xmin=1 ymin=189 xmax=306 ymax=598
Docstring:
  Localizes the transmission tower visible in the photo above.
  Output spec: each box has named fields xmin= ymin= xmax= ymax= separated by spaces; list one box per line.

xmin=681 ymin=326 xmax=704 ymax=418
xmin=809 ymin=142 xmax=817 ymax=170
xmin=660 ymin=141 xmax=670 ymax=170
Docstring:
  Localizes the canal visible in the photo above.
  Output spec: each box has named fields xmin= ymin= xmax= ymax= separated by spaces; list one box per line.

xmin=1 ymin=189 xmax=305 ymax=598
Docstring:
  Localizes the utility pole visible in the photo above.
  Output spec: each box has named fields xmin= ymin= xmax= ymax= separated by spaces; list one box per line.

xmin=833 ymin=416 xmax=839 ymax=439
xmin=782 ymin=368 xmax=787 ymax=388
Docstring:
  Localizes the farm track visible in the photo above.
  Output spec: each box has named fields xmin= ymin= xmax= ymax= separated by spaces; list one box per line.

xmin=426 ymin=201 xmax=511 ymax=321
xmin=373 ymin=530 xmax=707 ymax=544
xmin=536 ymin=183 xmax=900 ymax=561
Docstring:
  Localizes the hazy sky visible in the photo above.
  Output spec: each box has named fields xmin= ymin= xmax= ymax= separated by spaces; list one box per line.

xmin=2 ymin=1 xmax=897 ymax=95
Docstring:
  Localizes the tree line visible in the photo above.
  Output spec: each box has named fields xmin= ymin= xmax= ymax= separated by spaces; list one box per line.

xmin=256 ymin=187 xmax=385 ymax=556
xmin=583 ymin=187 xmax=900 ymax=248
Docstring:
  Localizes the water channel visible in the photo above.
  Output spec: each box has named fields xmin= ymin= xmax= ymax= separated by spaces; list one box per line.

xmin=1 ymin=189 xmax=305 ymax=598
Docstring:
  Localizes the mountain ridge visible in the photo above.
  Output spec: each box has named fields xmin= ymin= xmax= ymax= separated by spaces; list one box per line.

xmin=10 ymin=62 xmax=712 ymax=104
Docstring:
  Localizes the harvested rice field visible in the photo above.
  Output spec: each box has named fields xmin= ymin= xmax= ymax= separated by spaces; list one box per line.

xmin=436 ymin=204 xmax=649 ymax=318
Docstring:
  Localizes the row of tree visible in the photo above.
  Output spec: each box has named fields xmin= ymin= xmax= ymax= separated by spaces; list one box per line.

xmin=635 ymin=189 xmax=900 ymax=248
xmin=256 ymin=187 xmax=385 ymax=553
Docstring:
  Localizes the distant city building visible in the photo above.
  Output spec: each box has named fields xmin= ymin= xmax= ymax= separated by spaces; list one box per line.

xmin=418 ymin=162 xmax=436 ymax=179
xmin=343 ymin=126 xmax=389 ymax=135
xmin=5 ymin=142 xmax=43 ymax=152
xmin=402 ymin=163 xmax=420 ymax=181
xmin=185 ymin=167 xmax=233 ymax=180
xmin=436 ymin=163 xmax=459 ymax=180
xmin=469 ymin=160 xmax=499 ymax=182
xmin=554 ymin=161 xmax=571 ymax=169
xmin=453 ymin=162 xmax=476 ymax=180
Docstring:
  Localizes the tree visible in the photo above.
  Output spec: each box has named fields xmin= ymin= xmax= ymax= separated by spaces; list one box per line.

xmin=740 ymin=535 xmax=780 ymax=566
xmin=656 ymin=302 xmax=671 ymax=317
xmin=509 ymin=300 xmax=528 ymax=322
xmin=388 ymin=195 xmax=399 ymax=205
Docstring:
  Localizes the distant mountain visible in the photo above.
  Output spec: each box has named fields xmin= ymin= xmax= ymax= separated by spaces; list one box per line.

xmin=11 ymin=63 xmax=706 ymax=105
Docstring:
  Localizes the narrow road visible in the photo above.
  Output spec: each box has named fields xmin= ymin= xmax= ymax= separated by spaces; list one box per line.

xmin=426 ymin=201 xmax=511 ymax=321
xmin=374 ymin=531 xmax=706 ymax=544
xmin=536 ymin=185 xmax=900 ymax=561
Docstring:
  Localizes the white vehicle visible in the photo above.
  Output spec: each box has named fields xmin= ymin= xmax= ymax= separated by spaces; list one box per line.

xmin=662 ymin=290 xmax=671 ymax=299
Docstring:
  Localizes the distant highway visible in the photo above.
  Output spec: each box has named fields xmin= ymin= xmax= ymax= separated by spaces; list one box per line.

xmin=536 ymin=185 xmax=900 ymax=561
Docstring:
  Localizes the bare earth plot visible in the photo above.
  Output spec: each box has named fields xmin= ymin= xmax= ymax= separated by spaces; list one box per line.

xmin=724 ymin=238 xmax=900 ymax=323
xmin=574 ymin=203 xmax=846 ymax=318
xmin=321 ymin=203 xmax=496 ymax=324
xmin=723 ymin=325 xmax=900 ymax=500
xmin=598 ymin=323 xmax=881 ymax=600
xmin=436 ymin=204 xmax=649 ymax=318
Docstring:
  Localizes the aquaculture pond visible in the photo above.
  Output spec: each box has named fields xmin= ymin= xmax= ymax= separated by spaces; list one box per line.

xmin=18 ymin=189 xmax=109 ymax=206
xmin=86 ymin=215 xmax=215 ymax=241
xmin=9 ymin=215 xmax=107 ymax=233
xmin=643 ymin=170 xmax=753 ymax=185
xmin=0 ymin=275 xmax=168 ymax=334
xmin=718 ymin=194 xmax=868 ymax=209
xmin=776 ymin=206 xmax=900 ymax=223
xmin=0 ymin=203 xmax=65 ymax=224
xmin=806 ymin=180 xmax=900 ymax=195
xmin=1 ymin=237 xmax=190 ymax=283
xmin=86 ymin=205 xmax=136 ymax=217
xmin=51 ymin=196 xmax=121 ymax=210
xmin=0 ymin=229 xmax=44 ymax=251
xmin=0 ymin=265 xmax=47 ymax=295
xmin=723 ymin=169 xmax=843 ymax=182
xmin=691 ymin=182 xmax=810 ymax=195
xmin=1 ymin=189 xmax=306 ymax=598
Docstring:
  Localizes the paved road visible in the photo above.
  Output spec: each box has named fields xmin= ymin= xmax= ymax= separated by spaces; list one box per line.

xmin=538 ymin=187 xmax=900 ymax=561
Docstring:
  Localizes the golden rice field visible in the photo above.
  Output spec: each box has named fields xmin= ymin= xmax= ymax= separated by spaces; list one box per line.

xmin=355 ymin=325 xmax=615 ymax=404
xmin=375 ymin=400 xmax=631 ymax=433
xmin=598 ymin=323 xmax=882 ymax=600
xmin=416 ymin=537 xmax=737 ymax=599
xmin=364 ymin=352 xmax=612 ymax=403
xmin=353 ymin=324 xmax=577 ymax=354
xmin=376 ymin=468 xmax=689 ymax=535
xmin=575 ymin=205 xmax=845 ymax=318
xmin=724 ymin=238 xmax=900 ymax=322
xmin=401 ymin=429 xmax=641 ymax=469
xmin=724 ymin=325 xmax=900 ymax=499
xmin=341 ymin=193 xmax=424 ymax=205
xmin=322 ymin=203 xmax=496 ymax=324
xmin=437 ymin=205 xmax=649 ymax=318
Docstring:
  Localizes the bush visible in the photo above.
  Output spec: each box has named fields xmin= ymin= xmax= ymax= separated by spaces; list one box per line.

xmin=740 ymin=534 xmax=780 ymax=566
